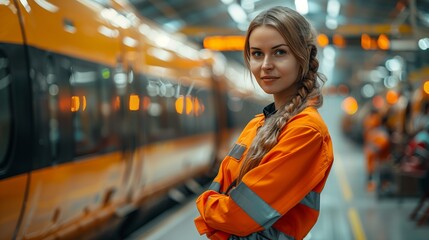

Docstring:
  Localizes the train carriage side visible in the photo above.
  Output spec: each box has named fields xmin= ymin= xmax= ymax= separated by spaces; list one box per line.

xmin=11 ymin=1 xmax=136 ymax=239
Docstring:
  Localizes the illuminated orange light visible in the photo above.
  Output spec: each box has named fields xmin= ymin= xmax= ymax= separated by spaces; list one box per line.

xmin=423 ymin=81 xmax=429 ymax=95
xmin=361 ymin=34 xmax=371 ymax=50
xmin=129 ymin=94 xmax=140 ymax=111
xmin=81 ymin=96 xmax=87 ymax=111
xmin=341 ymin=96 xmax=358 ymax=115
xmin=377 ymin=34 xmax=390 ymax=50
xmin=71 ymin=96 xmax=80 ymax=112
xmin=386 ymin=90 xmax=399 ymax=105
xmin=333 ymin=34 xmax=346 ymax=48
xmin=175 ymin=95 xmax=193 ymax=114
xmin=203 ymin=36 xmax=245 ymax=51
xmin=372 ymin=95 xmax=385 ymax=109
xmin=176 ymin=96 xmax=184 ymax=114
xmin=317 ymin=34 xmax=329 ymax=47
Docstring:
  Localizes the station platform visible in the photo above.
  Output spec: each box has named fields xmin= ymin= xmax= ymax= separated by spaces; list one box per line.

xmin=126 ymin=96 xmax=429 ymax=240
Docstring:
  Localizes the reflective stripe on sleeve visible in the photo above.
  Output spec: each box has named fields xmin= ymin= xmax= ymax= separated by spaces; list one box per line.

xmin=299 ymin=191 xmax=320 ymax=211
xmin=228 ymin=144 xmax=247 ymax=160
xmin=208 ymin=181 xmax=221 ymax=192
xmin=230 ymin=182 xmax=281 ymax=229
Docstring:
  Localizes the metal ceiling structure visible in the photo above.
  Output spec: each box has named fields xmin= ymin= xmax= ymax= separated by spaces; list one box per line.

xmin=128 ymin=0 xmax=429 ymax=87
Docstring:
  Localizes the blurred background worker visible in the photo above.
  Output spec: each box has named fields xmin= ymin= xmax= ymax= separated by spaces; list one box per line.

xmin=363 ymin=111 xmax=391 ymax=191
xmin=363 ymin=108 xmax=383 ymax=140
xmin=402 ymin=121 xmax=429 ymax=225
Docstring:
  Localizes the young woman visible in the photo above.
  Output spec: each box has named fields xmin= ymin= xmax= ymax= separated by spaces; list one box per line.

xmin=195 ymin=6 xmax=334 ymax=240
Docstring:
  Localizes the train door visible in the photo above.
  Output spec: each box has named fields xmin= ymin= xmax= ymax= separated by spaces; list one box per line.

xmin=0 ymin=3 xmax=33 ymax=240
xmin=110 ymin=0 xmax=148 ymax=208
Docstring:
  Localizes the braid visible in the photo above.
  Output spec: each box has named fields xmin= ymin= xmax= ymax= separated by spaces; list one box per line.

xmin=236 ymin=44 xmax=325 ymax=184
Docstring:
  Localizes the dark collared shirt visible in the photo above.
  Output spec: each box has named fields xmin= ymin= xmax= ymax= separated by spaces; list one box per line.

xmin=263 ymin=102 xmax=277 ymax=118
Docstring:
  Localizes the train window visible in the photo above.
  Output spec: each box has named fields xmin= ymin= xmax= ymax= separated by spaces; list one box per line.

xmin=69 ymin=62 xmax=102 ymax=156
xmin=0 ymin=55 xmax=12 ymax=167
xmin=145 ymin=77 xmax=181 ymax=142
xmin=194 ymin=88 xmax=216 ymax=134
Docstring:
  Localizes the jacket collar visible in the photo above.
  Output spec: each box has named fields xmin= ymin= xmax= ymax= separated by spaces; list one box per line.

xmin=263 ymin=102 xmax=277 ymax=118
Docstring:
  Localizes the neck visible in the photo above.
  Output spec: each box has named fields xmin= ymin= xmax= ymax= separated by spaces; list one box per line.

xmin=274 ymin=94 xmax=296 ymax=110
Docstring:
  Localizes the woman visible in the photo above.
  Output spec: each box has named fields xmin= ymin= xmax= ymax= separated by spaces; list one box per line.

xmin=195 ymin=6 xmax=334 ymax=240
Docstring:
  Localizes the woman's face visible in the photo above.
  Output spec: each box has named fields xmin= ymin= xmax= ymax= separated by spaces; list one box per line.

xmin=248 ymin=25 xmax=300 ymax=108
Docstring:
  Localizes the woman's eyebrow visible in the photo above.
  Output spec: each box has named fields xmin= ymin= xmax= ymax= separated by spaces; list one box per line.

xmin=272 ymin=44 xmax=287 ymax=49
xmin=250 ymin=44 xmax=288 ymax=50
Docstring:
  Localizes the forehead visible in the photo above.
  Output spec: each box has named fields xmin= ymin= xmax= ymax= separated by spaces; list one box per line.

xmin=249 ymin=26 xmax=286 ymax=47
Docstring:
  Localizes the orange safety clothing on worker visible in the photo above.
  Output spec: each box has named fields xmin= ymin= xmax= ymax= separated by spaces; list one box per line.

xmin=363 ymin=109 xmax=382 ymax=140
xmin=364 ymin=125 xmax=390 ymax=176
xmin=194 ymin=104 xmax=334 ymax=240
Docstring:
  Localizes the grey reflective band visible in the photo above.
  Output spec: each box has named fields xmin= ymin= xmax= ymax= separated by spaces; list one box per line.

xmin=208 ymin=181 xmax=221 ymax=192
xmin=228 ymin=144 xmax=247 ymax=160
xmin=299 ymin=191 xmax=320 ymax=211
xmin=230 ymin=182 xmax=281 ymax=229
xmin=228 ymin=226 xmax=295 ymax=240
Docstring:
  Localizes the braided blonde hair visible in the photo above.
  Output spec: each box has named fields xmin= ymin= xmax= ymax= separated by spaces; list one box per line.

xmin=237 ymin=6 xmax=326 ymax=183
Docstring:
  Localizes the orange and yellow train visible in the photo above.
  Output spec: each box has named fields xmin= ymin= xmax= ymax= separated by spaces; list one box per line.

xmin=0 ymin=1 xmax=268 ymax=239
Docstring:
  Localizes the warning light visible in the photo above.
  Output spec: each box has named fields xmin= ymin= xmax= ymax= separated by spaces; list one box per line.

xmin=71 ymin=96 xmax=87 ymax=112
xmin=317 ymin=34 xmax=329 ymax=48
xmin=71 ymin=96 xmax=80 ymax=112
xmin=377 ymin=34 xmax=390 ymax=50
xmin=342 ymin=96 xmax=358 ymax=115
xmin=203 ymin=36 xmax=245 ymax=51
xmin=175 ymin=95 xmax=193 ymax=114
xmin=129 ymin=94 xmax=140 ymax=111
xmin=361 ymin=34 xmax=371 ymax=50
xmin=386 ymin=90 xmax=399 ymax=105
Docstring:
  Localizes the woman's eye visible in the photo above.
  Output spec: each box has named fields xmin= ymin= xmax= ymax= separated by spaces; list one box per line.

xmin=251 ymin=51 xmax=262 ymax=57
xmin=274 ymin=49 xmax=287 ymax=55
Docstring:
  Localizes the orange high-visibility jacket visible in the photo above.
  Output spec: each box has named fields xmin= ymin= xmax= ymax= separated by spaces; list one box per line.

xmin=364 ymin=126 xmax=390 ymax=159
xmin=195 ymin=105 xmax=334 ymax=240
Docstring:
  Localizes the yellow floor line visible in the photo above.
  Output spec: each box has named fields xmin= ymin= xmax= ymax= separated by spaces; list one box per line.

xmin=348 ymin=208 xmax=367 ymax=240
xmin=334 ymin=156 xmax=353 ymax=201
xmin=334 ymin=157 xmax=367 ymax=240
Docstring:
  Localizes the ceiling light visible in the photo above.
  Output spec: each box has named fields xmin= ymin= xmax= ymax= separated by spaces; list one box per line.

xmin=327 ymin=0 xmax=340 ymax=17
xmin=418 ymin=38 xmax=429 ymax=50
xmin=228 ymin=3 xmax=247 ymax=23
xmin=295 ymin=0 xmax=308 ymax=15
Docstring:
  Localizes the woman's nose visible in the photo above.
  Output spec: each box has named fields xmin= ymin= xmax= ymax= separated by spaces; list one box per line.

xmin=262 ymin=57 xmax=274 ymax=70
